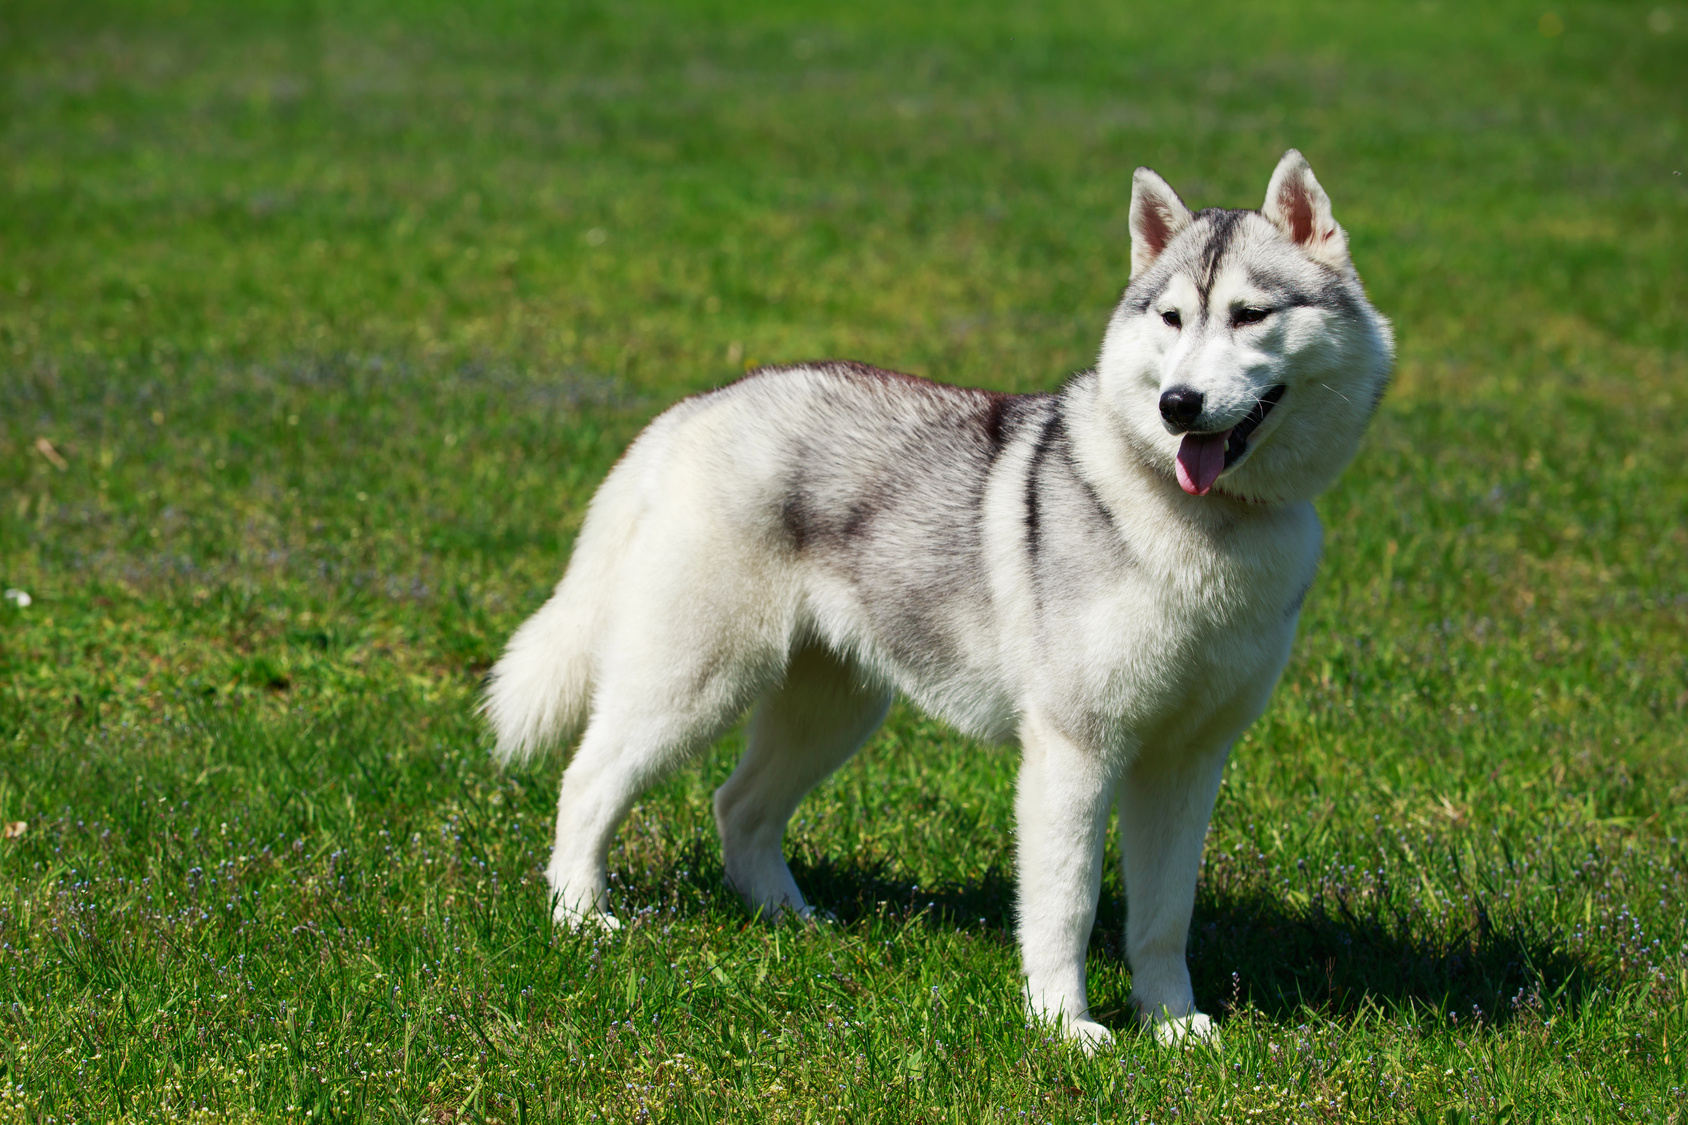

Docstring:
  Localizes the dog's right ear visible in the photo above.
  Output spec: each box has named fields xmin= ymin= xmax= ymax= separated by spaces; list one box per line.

xmin=1261 ymin=149 xmax=1350 ymax=271
xmin=1129 ymin=168 xmax=1194 ymax=281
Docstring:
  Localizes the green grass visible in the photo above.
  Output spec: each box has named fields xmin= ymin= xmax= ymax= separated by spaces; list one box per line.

xmin=2 ymin=0 xmax=1686 ymax=1120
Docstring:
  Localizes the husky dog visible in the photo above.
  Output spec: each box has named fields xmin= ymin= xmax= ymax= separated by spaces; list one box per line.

xmin=484 ymin=150 xmax=1393 ymax=1048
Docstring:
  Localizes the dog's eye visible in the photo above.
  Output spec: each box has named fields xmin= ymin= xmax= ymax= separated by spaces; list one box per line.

xmin=1232 ymin=306 xmax=1272 ymax=327
xmin=1160 ymin=309 xmax=1181 ymax=329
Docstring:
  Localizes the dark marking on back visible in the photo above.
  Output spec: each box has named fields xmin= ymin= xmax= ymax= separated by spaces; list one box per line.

xmin=779 ymin=478 xmax=888 ymax=555
xmin=1023 ymin=402 xmax=1061 ymax=560
xmin=982 ymin=393 xmax=1013 ymax=454
xmin=779 ymin=489 xmax=812 ymax=552
xmin=770 ymin=364 xmax=1030 ymax=566
xmin=745 ymin=358 xmax=985 ymax=397
xmin=819 ymin=359 xmax=941 ymax=389
xmin=839 ymin=501 xmax=875 ymax=540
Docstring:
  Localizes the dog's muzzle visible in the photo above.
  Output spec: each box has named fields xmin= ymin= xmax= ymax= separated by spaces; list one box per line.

xmin=1223 ymin=385 xmax=1286 ymax=467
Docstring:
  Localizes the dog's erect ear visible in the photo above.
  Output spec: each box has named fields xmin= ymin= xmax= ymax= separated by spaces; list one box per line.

xmin=1262 ymin=149 xmax=1350 ymax=270
xmin=1129 ymin=167 xmax=1194 ymax=280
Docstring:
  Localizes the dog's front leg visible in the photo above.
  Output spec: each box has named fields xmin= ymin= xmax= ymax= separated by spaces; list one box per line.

xmin=1015 ymin=715 xmax=1117 ymax=1051
xmin=1117 ymin=745 xmax=1228 ymax=1046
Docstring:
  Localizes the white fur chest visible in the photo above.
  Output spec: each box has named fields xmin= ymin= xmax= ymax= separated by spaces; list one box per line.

xmin=1023 ymin=479 xmax=1321 ymax=756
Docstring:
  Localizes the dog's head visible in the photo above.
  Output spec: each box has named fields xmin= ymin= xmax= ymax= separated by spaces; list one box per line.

xmin=1096 ymin=150 xmax=1394 ymax=504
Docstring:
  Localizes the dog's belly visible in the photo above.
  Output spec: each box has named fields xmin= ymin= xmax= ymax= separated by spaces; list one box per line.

xmin=796 ymin=563 xmax=1021 ymax=741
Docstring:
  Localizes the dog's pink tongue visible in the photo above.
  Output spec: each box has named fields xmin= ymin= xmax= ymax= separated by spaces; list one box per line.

xmin=1175 ymin=430 xmax=1231 ymax=496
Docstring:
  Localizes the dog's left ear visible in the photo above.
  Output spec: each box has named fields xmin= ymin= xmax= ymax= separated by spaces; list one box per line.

xmin=1129 ymin=167 xmax=1194 ymax=280
xmin=1262 ymin=150 xmax=1350 ymax=270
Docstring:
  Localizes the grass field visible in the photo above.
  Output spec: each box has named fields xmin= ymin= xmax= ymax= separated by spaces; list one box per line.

xmin=2 ymin=0 xmax=1686 ymax=1120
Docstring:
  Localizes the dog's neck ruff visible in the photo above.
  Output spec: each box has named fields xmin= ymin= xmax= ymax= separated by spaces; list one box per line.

xmin=1208 ymin=485 xmax=1275 ymax=506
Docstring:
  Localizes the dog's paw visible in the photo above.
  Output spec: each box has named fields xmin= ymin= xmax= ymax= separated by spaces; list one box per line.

xmin=1152 ymin=1012 xmax=1218 ymax=1048
xmin=1025 ymin=996 xmax=1113 ymax=1053
xmin=1065 ymin=1018 xmax=1115 ymax=1054
xmin=553 ymin=905 xmax=622 ymax=933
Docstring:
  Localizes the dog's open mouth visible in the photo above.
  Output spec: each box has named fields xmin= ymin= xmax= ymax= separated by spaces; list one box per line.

xmin=1223 ymin=384 xmax=1286 ymax=467
xmin=1173 ymin=385 xmax=1286 ymax=496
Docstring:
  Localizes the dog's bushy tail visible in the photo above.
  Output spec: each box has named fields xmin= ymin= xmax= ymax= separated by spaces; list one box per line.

xmin=481 ymin=585 xmax=595 ymax=766
xmin=480 ymin=457 xmax=643 ymax=766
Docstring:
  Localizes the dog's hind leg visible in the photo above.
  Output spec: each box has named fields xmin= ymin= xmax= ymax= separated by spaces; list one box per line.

xmin=713 ymin=644 xmax=891 ymax=919
xmin=545 ymin=645 xmax=778 ymax=930
xmin=1117 ymin=744 xmax=1229 ymax=1046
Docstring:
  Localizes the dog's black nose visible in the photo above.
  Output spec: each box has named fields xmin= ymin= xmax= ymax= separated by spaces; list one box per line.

xmin=1159 ymin=386 xmax=1204 ymax=430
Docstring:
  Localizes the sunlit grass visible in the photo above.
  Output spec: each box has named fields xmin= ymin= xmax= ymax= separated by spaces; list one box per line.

xmin=2 ymin=0 xmax=1686 ymax=1120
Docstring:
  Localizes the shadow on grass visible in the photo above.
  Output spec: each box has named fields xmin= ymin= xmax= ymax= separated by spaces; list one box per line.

xmin=1181 ymin=889 xmax=1597 ymax=1027
xmin=778 ymin=853 xmax=1599 ymax=1029
xmin=789 ymin=852 xmax=1017 ymax=936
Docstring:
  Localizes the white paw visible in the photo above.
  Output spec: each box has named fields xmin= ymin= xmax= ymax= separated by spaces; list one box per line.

xmin=553 ymin=904 xmax=622 ymax=932
xmin=1027 ymin=996 xmax=1116 ymax=1053
xmin=1064 ymin=1018 xmax=1116 ymax=1054
xmin=1152 ymin=1012 xmax=1218 ymax=1048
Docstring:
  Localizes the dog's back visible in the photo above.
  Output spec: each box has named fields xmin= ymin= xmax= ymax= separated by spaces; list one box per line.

xmin=484 ymin=362 xmax=1045 ymax=761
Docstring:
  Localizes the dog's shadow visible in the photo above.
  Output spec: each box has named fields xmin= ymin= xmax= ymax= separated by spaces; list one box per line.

xmin=782 ymin=854 xmax=1595 ymax=1029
